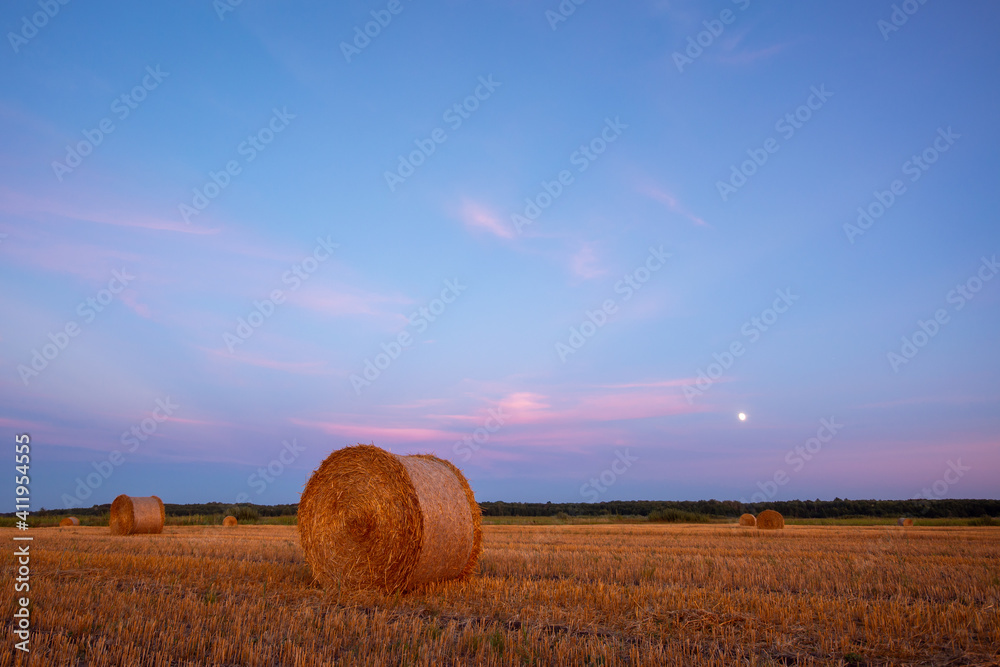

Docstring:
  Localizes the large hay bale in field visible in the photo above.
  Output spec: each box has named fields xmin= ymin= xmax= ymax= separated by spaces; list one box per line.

xmin=60 ymin=517 xmax=79 ymax=527
xmin=109 ymin=495 xmax=165 ymax=535
xmin=756 ymin=509 xmax=784 ymax=530
xmin=223 ymin=515 xmax=238 ymax=527
xmin=298 ymin=444 xmax=482 ymax=593
xmin=739 ymin=513 xmax=756 ymax=527
xmin=898 ymin=517 xmax=913 ymax=527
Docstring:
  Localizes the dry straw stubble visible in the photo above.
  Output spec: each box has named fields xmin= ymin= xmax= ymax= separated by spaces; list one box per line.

xmin=757 ymin=509 xmax=785 ymax=530
xmin=298 ymin=444 xmax=482 ymax=593
xmin=109 ymin=494 xmax=165 ymax=535
xmin=739 ymin=513 xmax=756 ymax=527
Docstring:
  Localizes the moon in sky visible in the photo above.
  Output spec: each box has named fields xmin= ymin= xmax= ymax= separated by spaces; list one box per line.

xmin=738 ymin=412 xmax=747 ymax=421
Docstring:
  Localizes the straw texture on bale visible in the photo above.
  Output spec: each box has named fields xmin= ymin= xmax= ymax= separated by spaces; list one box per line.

xmin=756 ymin=509 xmax=784 ymax=530
xmin=898 ymin=517 xmax=913 ymax=527
xmin=60 ymin=517 xmax=79 ymax=527
xmin=223 ymin=515 xmax=238 ymax=527
xmin=298 ymin=444 xmax=482 ymax=593
xmin=739 ymin=513 xmax=756 ymax=527
xmin=109 ymin=495 xmax=165 ymax=535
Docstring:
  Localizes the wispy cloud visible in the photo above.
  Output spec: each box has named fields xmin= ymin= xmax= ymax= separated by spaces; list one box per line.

xmin=570 ymin=242 xmax=608 ymax=280
xmin=0 ymin=186 xmax=218 ymax=235
xmin=456 ymin=198 xmax=514 ymax=239
xmin=290 ymin=418 xmax=455 ymax=444
xmin=638 ymin=184 xmax=709 ymax=227
xmin=717 ymin=42 xmax=792 ymax=66
xmin=119 ymin=289 xmax=151 ymax=319
xmin=202 ymin=347 xmax=340 ymax=376
xmin=284 ymin=284 xmax=412 ymax=323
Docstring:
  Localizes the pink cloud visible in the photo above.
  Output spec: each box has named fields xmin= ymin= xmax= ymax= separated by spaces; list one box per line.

xmin=638 ymin=184 xmax=709 ymax=227
xmin=717 ymin=42 xmax=790 ymax=66
xmin=119 ymin=289 xmax=151 ymax=319
xmin=291 ymin=418 xmax=455 ymax=445
xmin=0 ymin=229 xmax=145 ymax=284
xmin=202 ymin=347 xmax=340 ymax=376
xmin=598 ymin=379 xmax=697 ymax=389
xmin=0 ymin=416 xmax=46 ymax=430
xmin=456 ymin=199 xmax=513 ymax=239
xmin=164 ymin=416 xmax=240 ymax=428
xmin=284 ymin=284 xmax=411 ymax=324
xmin=570 ymin=242 xmax=608 ymax=280
xmin=0 ymin=186 xmax=218 ymax=235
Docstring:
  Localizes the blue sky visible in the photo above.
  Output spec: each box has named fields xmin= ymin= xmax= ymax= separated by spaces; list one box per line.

xmin=2 ymin=0 xmax=998 ymax=510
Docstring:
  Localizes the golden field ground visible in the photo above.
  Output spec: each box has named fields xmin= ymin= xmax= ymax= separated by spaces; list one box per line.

xmin=2 ymin=523 xmax=998 ymax=666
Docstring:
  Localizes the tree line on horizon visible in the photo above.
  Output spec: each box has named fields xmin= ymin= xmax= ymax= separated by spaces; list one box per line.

xmin=19 ymin=497 xmax=1000 ymax=520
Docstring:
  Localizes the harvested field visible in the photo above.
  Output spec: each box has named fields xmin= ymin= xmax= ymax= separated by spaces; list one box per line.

xmin=2 ymin=523 xmax=998 ymax=666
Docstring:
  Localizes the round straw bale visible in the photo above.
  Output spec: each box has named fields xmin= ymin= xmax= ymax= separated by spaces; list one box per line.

xmin=756 ymin=509 xmax=784 ymax=530
xmin=739 ymin=513 xmax=756 ymax=527
xmin=897 ymin=517 xmax=913 ymax=527
xmin=109 ymin=495 xmax=165 ymax=535
xmin=223 ymin=515 xmax=238 ymax=527
xmin=60 ymin=517 xmax=79 ymax=527
xmin=298 ymin=444 xmax=482 ymax=593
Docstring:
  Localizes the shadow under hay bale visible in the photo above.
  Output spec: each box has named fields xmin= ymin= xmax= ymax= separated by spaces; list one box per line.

xmin=298 ymin=444 xmax=482 ymax=593
xmin=756 ymin=509 xmax=784 ymax=530
xmin=60 ymin=517 xmax=79 ymax=527
xmin=739 ymin=513 xmax=756 ymax=527
xmin=109 ymin=495 xmax=165 ymax=535
xmin=898 ymin=517 xmax=913 ymax=527
xmin=223 ymin=515 xmax=238 ymax=527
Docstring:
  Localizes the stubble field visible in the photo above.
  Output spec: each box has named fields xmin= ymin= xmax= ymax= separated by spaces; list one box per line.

xmin=2 ymin=523 xmax=998 ymax=666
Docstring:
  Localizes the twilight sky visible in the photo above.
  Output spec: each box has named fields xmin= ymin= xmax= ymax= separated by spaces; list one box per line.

xmin=2 ymin=1 xmax=998 ymax=510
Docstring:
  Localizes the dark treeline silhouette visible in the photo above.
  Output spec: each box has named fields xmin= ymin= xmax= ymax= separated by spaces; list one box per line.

xmin=477 ymin=498 xmax=1000 ymax=519
xmin=31 ymin=502 xmax=298 ymax=518
xmin=23 ymin=498 xmax=999 ymax=519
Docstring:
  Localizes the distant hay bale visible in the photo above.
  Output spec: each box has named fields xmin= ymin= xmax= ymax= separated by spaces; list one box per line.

xmin=757 ymin=509 xmax=784 ymax=530
xmin=298 ymin=444 xmax=482 ymax=593
xmin=898 ymin=517 xmax=913 ymax=527
xmin=109 ymin=495 xmax=165 ymax=535
xmin=60 ymin=517 xmax=79 ymax=527
xmin=223 ymin=515 xmax=238 ymax=527
xmin=739 ymin=513 xmax=756 ymax=527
